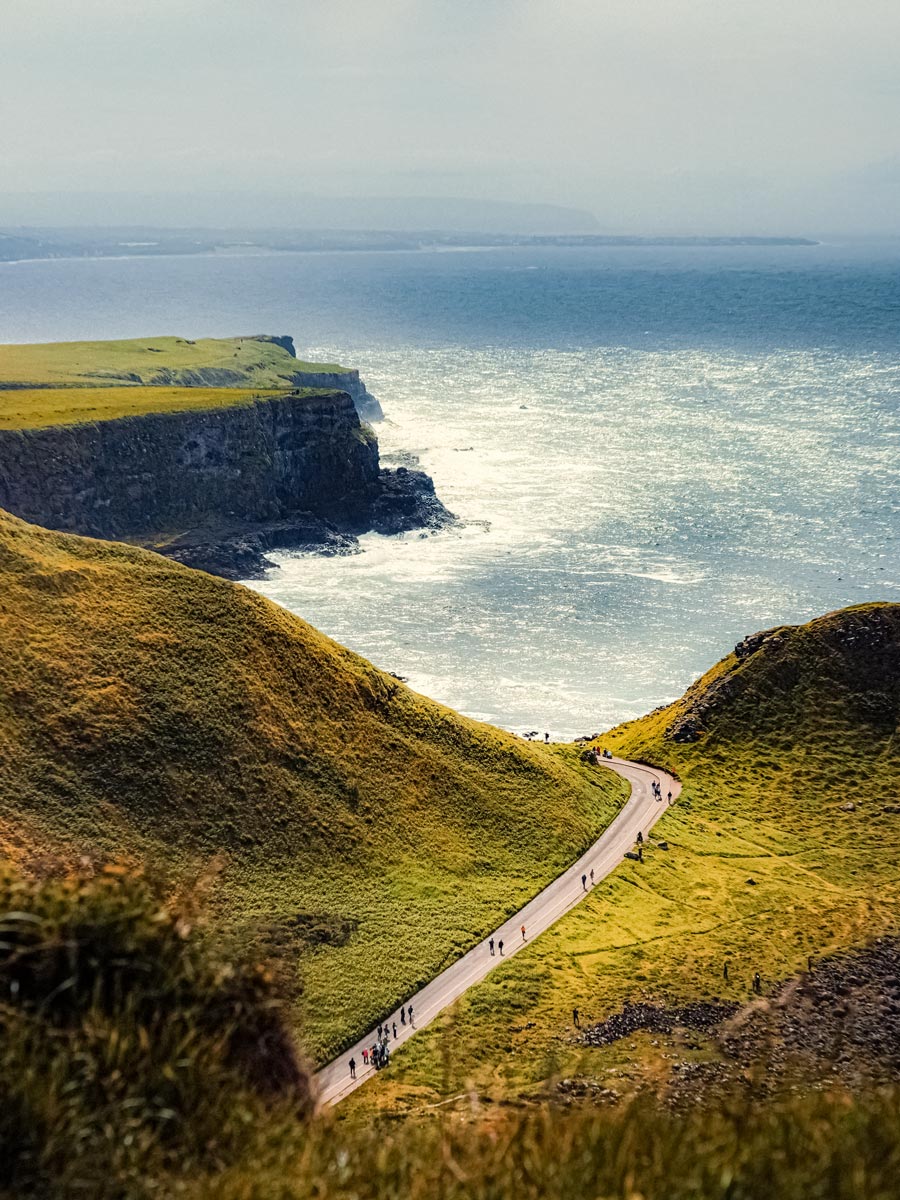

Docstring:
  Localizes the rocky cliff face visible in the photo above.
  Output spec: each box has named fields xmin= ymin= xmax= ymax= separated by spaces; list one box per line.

xmin=287 ymin=370 xmax=383 ymax=423
xmin=0 ymin=389 xmax=452 ymax=578
xmin=251 ymin=335 xmax=383 ymax=422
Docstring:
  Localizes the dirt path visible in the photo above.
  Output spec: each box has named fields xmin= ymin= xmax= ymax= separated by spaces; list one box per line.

xmin=315 ymin=756 xmax=680 ymax=1107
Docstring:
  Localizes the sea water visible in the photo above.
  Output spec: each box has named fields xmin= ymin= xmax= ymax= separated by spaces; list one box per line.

xmin=2 ymin=240 xmax=898 ymax=735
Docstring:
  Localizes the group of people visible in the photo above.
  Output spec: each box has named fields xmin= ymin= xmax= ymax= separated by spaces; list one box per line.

xmin=580 ymin=746 xmax=615 ymax=766
xmin=349 ymin=1003 xmax=417 ymax=1079
xmin=346 ymin=770 xmax=681 ymax=1086
xmin=487 ymin=925 xmax=527 ymax=957
xmin=652 ymin=778 xmax=672 ymax=803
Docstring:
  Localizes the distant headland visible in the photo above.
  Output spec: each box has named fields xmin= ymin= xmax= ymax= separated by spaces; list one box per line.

xmin=0 ymin=227 xmax=819 ymax=264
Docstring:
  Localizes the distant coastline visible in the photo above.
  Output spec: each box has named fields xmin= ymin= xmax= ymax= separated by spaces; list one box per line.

xmin=0 ymin=227 xmax=819 ymax=265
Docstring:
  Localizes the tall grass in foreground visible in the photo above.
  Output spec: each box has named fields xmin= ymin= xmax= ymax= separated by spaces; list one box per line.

xmin=2 ymin=866 xmax=900 ymax=1200
xmin=195 ymin=1089 xmax=900 ymax=1200
xmin=0 ymin=868 xmax=308 ymax=1199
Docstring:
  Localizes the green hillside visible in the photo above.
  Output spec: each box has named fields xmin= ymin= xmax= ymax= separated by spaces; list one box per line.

xmin=0 ymin=508 xmax=624 ymax=1061
xmin=0 ymin=335 xmax=345 ymax=387
xmin=0 ymin=384 xmax=308 ymax=429
xmin=0 ymin=336 xmax=348 ymax=429
xmin=364 ymin=604 xmax=900 ymax=1108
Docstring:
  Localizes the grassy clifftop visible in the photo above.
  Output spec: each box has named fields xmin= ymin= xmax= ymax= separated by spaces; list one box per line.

xmin=370 ymin=603 xmax=900 ymax=1108
xmin=0 ymin=384 xmax=306 ymax=429
xmin=0 ymin=508 xmax=623 ymax=1060
xmin=0 ymin=334 xmax=345 ymax=389
xmin=0 ymin=336 xmax=348 ymax=429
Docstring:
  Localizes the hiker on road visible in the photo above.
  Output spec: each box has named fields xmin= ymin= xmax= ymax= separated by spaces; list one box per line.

xmin=499 ymin=938 xmax=504 ymax=955
xmin=489 ymin=937 xmax=495 ymax=956
xmin=349 ymin=1057 xmax=356 ymax=1080
xmin=521 ymin=924 xmax=526 ymax=941
xmin=590 ymin=868 xmax=594 ymax=885
xmin=582 ymin=873 xmax=587 ymax=891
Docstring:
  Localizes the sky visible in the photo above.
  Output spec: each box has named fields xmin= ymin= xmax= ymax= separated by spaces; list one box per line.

xmin=1 ymin=0 xmax=899 ymax=233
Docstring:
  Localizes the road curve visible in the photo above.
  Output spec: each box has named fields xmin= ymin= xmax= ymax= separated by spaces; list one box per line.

xmin=314 ymin=756 xmax=680 ymax=1107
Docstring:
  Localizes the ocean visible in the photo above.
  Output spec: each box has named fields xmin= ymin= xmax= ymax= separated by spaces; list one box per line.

xmin=2 ymin=239 xmax=898 ymax=736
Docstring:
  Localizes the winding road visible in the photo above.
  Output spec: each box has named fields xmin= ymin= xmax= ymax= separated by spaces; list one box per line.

xmin=314 ymin=756 xmax=680 ymax=1107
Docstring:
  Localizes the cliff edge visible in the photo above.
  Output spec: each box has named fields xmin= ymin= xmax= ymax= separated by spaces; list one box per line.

xmin=0 ymin=337 xmax=451 ymax=578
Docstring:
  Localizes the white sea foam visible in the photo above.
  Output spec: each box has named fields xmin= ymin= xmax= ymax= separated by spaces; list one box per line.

xmin=251 ymin=344 xmax=900 ymax=738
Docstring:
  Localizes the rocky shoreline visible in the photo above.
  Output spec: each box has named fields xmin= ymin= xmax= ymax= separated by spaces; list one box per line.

xmin=162 ymin=465 xmax=456 ymax=580
xmin=0 ymin=346 xmax=456 ymax=580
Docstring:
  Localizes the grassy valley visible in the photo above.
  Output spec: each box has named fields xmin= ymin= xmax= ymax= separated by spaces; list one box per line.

xmin=0 ymin=507 xmax=624 ymax=1062
xmin=2 ymin=509 xmax=899 ymax=1196
xmin=351 ymin=604 xmax=900 ymax=1109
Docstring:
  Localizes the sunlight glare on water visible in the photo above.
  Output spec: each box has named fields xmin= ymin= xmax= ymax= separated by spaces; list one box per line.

xmin=252 ymin=345 xmax=900 ymax=738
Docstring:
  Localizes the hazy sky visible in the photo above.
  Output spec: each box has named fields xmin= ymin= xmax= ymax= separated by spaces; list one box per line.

xmin=2 ymin=0 xmax=899 ymax=232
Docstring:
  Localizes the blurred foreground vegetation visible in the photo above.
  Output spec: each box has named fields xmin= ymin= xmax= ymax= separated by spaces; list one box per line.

xmin=2 ymin=864 xmax=900 ymax=1200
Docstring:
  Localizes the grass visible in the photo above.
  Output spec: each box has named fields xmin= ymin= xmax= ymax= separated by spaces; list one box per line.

xmin=0 ymin=507 xmax=625 ymax=1062
xmin=0 ymin=336 xmax=346 ymax=387
xmin=3 ymin=545 xmax=900 ymax=1195
xmin=0 ymin=385 xmax=319 ymax=429
xmin=0 ymin=867 xmax=306 ymax=1200
xmin=8 ymin=864 xmax=900 ymax=1200
xmin=0 ymin=336 xmax=350 ymax=428
xmin=347 ymin=603 xmax=900 ymax=1109
xmin=186 ymin=1090 xmax=900 ymax=1200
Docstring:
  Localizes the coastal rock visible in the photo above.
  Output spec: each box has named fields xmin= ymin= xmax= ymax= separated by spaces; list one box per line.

xmin=163 ymin=515 xmax=359 ymax=580
xmin=365 ymin=468 xmax=455 ymax=536
xmin=0 ymin=389 xmax=453 ymax=580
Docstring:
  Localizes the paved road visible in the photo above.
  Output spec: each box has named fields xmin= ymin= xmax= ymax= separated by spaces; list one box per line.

xmin=314 ymin=756 xmax=681 ymax=1107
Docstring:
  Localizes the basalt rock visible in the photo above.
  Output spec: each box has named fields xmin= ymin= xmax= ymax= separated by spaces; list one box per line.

xmin=0 ymin=389 xmax=453 ymax=580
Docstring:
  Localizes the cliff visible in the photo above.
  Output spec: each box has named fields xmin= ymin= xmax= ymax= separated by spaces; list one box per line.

xmin=0 ymin=388 xmax=450 ymax=579
xmin=234 ymin=335 xmax=383 ymax=421
xmin=0 ymin=333 xmax=384 ymax=422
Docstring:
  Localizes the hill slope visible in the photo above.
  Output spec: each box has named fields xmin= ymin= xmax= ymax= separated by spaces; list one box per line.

xmin=364 ymin=603 xmax=900 ymax=1109
xmin=0 ymin=508 xmax=623 ymax=1060
xmin=0 ymin=335 xmax=345 ymax=392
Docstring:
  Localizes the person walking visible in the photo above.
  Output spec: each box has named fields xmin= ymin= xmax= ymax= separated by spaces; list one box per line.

xmin=590 ymin=868 xmax=594 ymax=885
xmin=582 ymin=873 xmax=587 ymax=891
xmin=521 ymin=924 xmax=526 ymax=941
xmin=573 ymin=1007 xmax=580 ymax=1028
xmin=400 ymin=1005 xmax=406 ymax=1025
xmin=667 ymin=790 xmax=672 ymax=803
xmin=377 ymin=1023 xmax=382 ymax=1040
xmin=498 ymin=938 xmax=504 ymax=955
xmin=393 ymin=1021 xmax=398 ymax=1039
xmin=408 ymin=1003 xmax=415 ymax=1026
xmin=544 ymin=732 xmax=550 ymax=743
xmin=753 ymin=972 xmax=762 ymax=994
xmin=362 ymin=1047 xmax=369 ymax=1066
xmin=723 ymin=961 xmax=729 ymax=982
xmin=489 ymin=937 xmax=495 ymax=956
xmin=349 ymin=1056 xmax=356 ymax=1080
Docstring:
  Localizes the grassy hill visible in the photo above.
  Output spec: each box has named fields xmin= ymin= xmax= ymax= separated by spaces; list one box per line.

xmin=0 ymin=384 xmax=310 ymax=429
xmin=0 ymin=336 xmax=348 ymax=429
xmin=0 ymin=507 xmax=624 ymax=1061
xmin=361 ymin=604 xmax=900 ymax=1109
xmin=0 ymin=335 xmax=345 ymax=389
